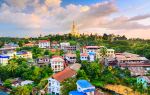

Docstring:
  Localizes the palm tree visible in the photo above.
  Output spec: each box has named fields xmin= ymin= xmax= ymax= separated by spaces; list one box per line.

xmin=99 ymin=47 xmax=107 ymax=61
xmin=7 ymin=60 xmax=18 ymax=77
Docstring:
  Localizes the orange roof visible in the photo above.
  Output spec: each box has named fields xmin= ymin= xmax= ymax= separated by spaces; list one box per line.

xmin=80 ymin=53 xmax=88 ymax=56
xmin=52 ymin=67 xmax=76 ymax=82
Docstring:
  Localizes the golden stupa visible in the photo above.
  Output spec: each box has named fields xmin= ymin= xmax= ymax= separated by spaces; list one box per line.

xmin=70 ymin=21 xmax=80 ymax=37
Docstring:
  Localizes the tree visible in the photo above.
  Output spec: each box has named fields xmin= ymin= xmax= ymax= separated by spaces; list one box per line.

xmin=13 ymin=86 xmax=31 ymax=95
xmin=7 ymin=60 xmax=18 ymax=77
xmin=61 ymin=78 xmax=77 ymax=95
xmin=76 ymin=50 xmax=81 ymax=63
xmin=3 ymin=79 xmax=11 ymax=88
xmin=18 ymin=40 xmax=23 ymax=47
xmin=99 ymin=47 xmax=107 ymax=63
xmin=77 ymin=70 xmax=88 ymax=80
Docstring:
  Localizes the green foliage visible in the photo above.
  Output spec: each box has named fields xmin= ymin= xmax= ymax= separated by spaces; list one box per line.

xmin=76 ymin=70 xmax=88 ymax=80
xmin=76 ymin=50 xmax=81 ymax=63
xmin=12 ymin=85 xmax=31 ymax=95
xmin=61 ymin=78 xmax=77 ymax=95
xmin=3 ymin=79 xmax=11 ymax=88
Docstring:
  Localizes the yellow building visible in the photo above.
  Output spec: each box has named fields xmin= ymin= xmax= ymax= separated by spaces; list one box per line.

xmin=70 ymin=21 xmax=80 ymax=37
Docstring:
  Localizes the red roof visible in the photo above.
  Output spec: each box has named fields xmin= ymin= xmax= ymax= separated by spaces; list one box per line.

xmin=39 ymin=40 xmax=50 ymax=43
xmin=52 ymin=67 xmax=76 ymax=82
xmin=80 ymin=53 xmax=88 ymax=56
xmin=85 ymin=46 xmax=99 ymax=49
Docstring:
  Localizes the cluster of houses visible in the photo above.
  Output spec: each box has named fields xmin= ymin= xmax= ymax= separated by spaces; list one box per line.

xmin=1 ymin=39 xmax=150 ymax=94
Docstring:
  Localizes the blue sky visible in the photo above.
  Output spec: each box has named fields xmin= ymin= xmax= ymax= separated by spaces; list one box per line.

xmin=0 ymin=0 xmax=150 ymax=39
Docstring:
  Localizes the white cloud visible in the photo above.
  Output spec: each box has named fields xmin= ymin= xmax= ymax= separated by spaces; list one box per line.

xmin=0 ymin=0 xmax=150 ymax=39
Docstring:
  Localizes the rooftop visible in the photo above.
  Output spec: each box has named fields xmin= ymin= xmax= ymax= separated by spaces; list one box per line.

xmin=52 ymin=67 xmax=76 ymax=82
xmin=77 ymin=80 xmax=94 ymax=89
xmin=69 ymin=91 xmax=86 ymax=95
xmin=80 ymin=53 xmax=88 ymax=57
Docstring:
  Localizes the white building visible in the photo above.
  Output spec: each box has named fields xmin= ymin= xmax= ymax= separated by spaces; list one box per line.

xmin=65 ymin=53 xmax=76 ymax=63
xmin=0 ymin=55 xmax=10 ymax=66
xmin=38 ymin=40 xmax=50 ymax=48
xmin=48 ymin=67 xmax=77 ymax=94
xmin=16 ymin=51 xmax=32 ymax=59
xmin=60 ymin=42 xmax=70 ymax=50
xmin=50 ymin=56 xmax=64 ymax=72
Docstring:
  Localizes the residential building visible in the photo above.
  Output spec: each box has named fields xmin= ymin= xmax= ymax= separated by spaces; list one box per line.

xmin=21 ymin=80 xmax=33 ymax=86
xmin=23 ymin=42 xmax=37 ymax=47
xmin=88 ymin=52 xmax=96 ymax=62
xmin=80 ymin=53 xmax=88 ymax=61
xmin=83 ymin=46 xmax=101 ymax=54
xmin=0 ymin=43 xmax=18 ymax=54
xmin=64 ymin=46 xmax=78 ymax=53
xmin=137 ymin=76 xmax=150 ymax=88
xmin=51 ymin=41 xmax=60 ymax=49
xmin=65 ymin=53 xmax=76 ymax=63
xmin=0 ymin=55 xmax=10 ymax=66
xmin=36 ymin=56 xmax=50 ymax=67
xmin=50 ymin=56 xmax=65 ymax=72
xmin=16 ymin=51 xmax=32 ymax=59
xmin=60 ymin=42 xmax=70 ymax=50
xmin=115 ymin=52 xmax=148 ymax=65
xmin=48 ymin=67 xmax=77 ymax=94
xmin=38 ymin=40 xmax=50 ymax=48
xmin=69 ymin=80 xmax=95 ymax=95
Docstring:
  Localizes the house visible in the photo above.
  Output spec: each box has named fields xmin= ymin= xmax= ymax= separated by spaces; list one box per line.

xmin=51 ymin=41 xmax=60 ymax=49
xmin=21 ymin=80 xmax=33 ymax=86
xmin=2 ymin=51 xmax=16 ymax=59
xmin=23 ymin=42 xmax=37 ymax=47
xmin=16 ymin=50 xmax=32 ymax=59
xmin=48 ymin=67 xmax=77 ymax=94
xmin=0 ymin=55 xmax=10 ymax=66
xmin=88 ymin=52 xmax=96 ymax=62
xmin=38 ymin=40 xmax=50 ymax=48
xmin=36 ymin=56 xmax=50 ymax=67
xmin=137 ymin=76 xmax=150 ymax=88
xmin=115 ymin=52 xmax=148 ymax=65
xmin=104 ymin=57 xmax=118 ymax=66
xmin=80 ymin=53 xmax=88 ymax=61
xmin=65 ymin=53 xmax=76 ymax=63
xmin=60 ymin=42 xmax=70 ymax=50
xmin=50 ymin=56 xmax=65 ymax=72
xmin=0 ymin=43 xmax=18 ymax=54
xmin=83 ymin=46 xmax=101 ymax=54
xmin=69 ymin=80 xmax=95 ymax=95
xmin=64 ymin=46 xmax=78 ymax=53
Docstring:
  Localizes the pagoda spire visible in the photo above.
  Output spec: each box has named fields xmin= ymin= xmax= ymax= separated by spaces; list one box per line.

xmin=70 ymin=21 xmax=80 ymax=37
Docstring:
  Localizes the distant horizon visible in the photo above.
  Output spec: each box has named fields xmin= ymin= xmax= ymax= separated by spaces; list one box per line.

xmin=0 ymin=0 xmax=150 ymax=39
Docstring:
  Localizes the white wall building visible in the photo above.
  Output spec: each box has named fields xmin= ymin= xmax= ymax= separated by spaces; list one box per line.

xmin=60 ymin=42 xmax=70 ymax=50
xmin=0 ymin=55 xmax=10 ymax=66
xmin=38 ymin=40 xmax=50 ymax=48
xmin=48 ymin=67 xmax=77 ymax=95
xmin=50 ymin=56 xmax=64 ymax=72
